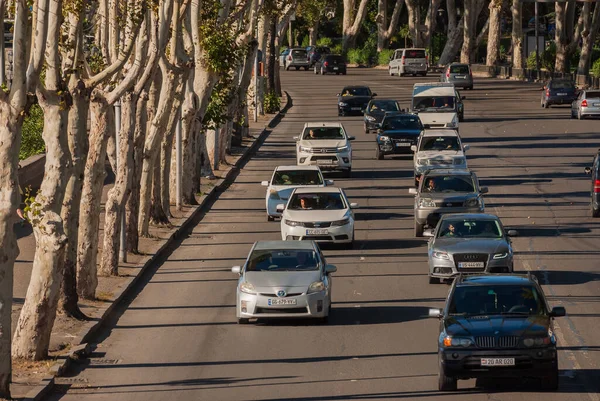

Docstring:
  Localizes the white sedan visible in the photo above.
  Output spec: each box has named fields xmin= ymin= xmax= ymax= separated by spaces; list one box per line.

xmin=262 ymin=166 xmax=333 ymax=221
xmin=277 ymin=187 xmax=358 ymax=249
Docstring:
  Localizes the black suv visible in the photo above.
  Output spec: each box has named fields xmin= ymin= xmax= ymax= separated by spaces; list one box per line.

xmin=429 ymin=274 xmax=565 ymax=391
xmin=584 ymin=148 xmax=600 ymax=217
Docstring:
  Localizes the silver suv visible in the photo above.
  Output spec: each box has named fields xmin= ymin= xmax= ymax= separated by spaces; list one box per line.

xmin=408 ymin=169 xmax=487 ymax=237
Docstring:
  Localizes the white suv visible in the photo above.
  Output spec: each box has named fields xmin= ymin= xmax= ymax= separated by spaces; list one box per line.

xmin=294 ymin=123 xmax=354 ymax=178
xmin=412 ymin=129 xmax=470 ymax=186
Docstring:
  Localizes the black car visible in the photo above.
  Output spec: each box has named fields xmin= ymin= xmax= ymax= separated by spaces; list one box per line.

xmin=363 ymin=99 xmax=402 ymax=133
xmin=541 ymin=79 xmax=578 ymax=108
xmin=337 ymin=86 xmax=376 ymax=116
xmin=429 ymin=274 xmax=566 ymax=391
xmin=584 ymin=148 xmax=600 ymax=217
xmin=308 ymin=46 xmax=331 ymax=67
xmin=375 ymin=113 xmax=423 ymax=159
xmin=315 ymin=54 xmax=347 ymax=76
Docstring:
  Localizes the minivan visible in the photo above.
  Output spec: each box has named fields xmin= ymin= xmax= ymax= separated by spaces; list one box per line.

xmin=388 ymin=48 xmax=428 ymax=77
xmin=285 ymin=48 xmax=310 ymax=71
xmin=411 ymin=83 xmax=464 ymax=128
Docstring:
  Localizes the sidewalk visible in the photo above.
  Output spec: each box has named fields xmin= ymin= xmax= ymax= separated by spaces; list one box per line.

xmin=10 ymin=97 xmax=288 ymax=399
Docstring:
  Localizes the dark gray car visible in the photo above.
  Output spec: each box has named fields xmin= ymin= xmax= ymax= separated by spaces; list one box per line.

xmin=584 ymin=149 xmax=600 ymax=217
xmin=440 ymin=63 xmax=473 ymax=90
xmin=426 ymin=213 xmax=517 ymax=284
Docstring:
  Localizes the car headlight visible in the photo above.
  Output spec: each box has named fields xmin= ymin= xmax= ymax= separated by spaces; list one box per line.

xmin=308 ymin=281 xmax=326 ymax=294
xmin=523 ymin=336 xmax=551 ymax=347
xmin=240 ymin=282 xmax=256 ymax=294
xmin=493 ymin=252 xmax=509 ymax=259
xmin=338 ymin=102 xmax=348 ymax=107
xmin=284 ymin=219 xmax=304 ymax=227
xmin=418 ymin=198 xmax=436 ymax=208
xmin=464 ymin=198 xmax=480 ymax=207
xmin=337 ymin=145 xmax=349 ymax=152
xmin=454 ymin=157 xmax=466 ymax=165
xmin=299 ymin=146 xmax=312 ymax=153
xmin=417 ymin=159 xmax=428 ymax=166
xmin=432 ymin=251 xmax=449 ymax=260
xmin=379 ymin=135 xmax=390 ymax=142
xmin=331 ymin=217 xmax=350 ymax=226
xmin=365 ymin=115 xmax=376 ymax=121
xmin=443 ymin=336 xmax=473 ymax=347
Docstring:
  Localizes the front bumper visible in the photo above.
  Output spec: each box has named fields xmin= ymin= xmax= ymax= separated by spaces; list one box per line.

xmin=339 ymin=105 xmax=367 ymax=115
xmin=287 ymin=61 xmax=310 ymax=68
xmin=415 ymin=205 xmax=484 ymax=226
xmin=297 ymin=152 xmax=351 ymax=171
xmin=440 ymin=348 xmax=557 ymax=379
xmin=237 ymin=290 xmax=329 ymax=319
xmin=428 ymin=255 xmax=513 ymax=279
xmin=281 ymin=222 xmax=354 ymax=243
xmin=378 ymin=139 xmax=416 ymax=155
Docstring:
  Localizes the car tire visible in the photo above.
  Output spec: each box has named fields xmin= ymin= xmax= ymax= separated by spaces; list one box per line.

xmin=459 ymin=114 xmax=464 ymax=122
xmin=438 ymin=360 xmax=457 ymax=391
xmin=592 ymin=204 xmax=600 ymax=218
xmin=376 ymin=146 xmax=384 ymax=160
xmin=364 ymin=123 xmax=369 ymax=134
xmin=570 ymin=109 xmax=576 ymax=119
xmin=304 ymin=66 xmax=309 ymax=71
xmin=414 ymin=221 xmax=424 ymax=237
xmin=314 ymin=66 xmax=319 ymax=74
xmin=267 ymin=215 xmax=275 ymax=222
xmin=578 ymin=110 xmax=584 ymax=120
xmin=237 ymin=318 xmax=250 ymax=325
xmin=345 ymin=240 xmax=354 ymax=250
xmin=319 ymin=314 xmax=329 ymax=324
xmin=343 ymin=168 xmax=352 ymax=178
xmin=541 ymin=362 xmax=559 ymax=391
xmin=389 ymin=68 xmax=394 ymax=76
xmin=422 ymin=72 xmax=427 ymax=77
xmin=429 ymin=276 xmax=439 ymax=284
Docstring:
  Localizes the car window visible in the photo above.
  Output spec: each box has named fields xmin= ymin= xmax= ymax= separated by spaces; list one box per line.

xmin=449 ymin=65 xmax=469 ymax=74
xmin=302 ymin=127 xmax=345 ymax=140
xmin=419 ymin=136 xmax=460 ymax=151
xmin=292 ymin=49 xmax=307 ymax=57
xmin=413 ymin=96 xmax=455 ymax=110
xmin=272 ymin=170 xmax=323 ymax=186
xmin=327 ymin=55 xmax=344 ymax=63
xmin=437 ymin=219 xmax=502 ymax=239
xmin=421 ymin=175 xmax=474 ymax=193
xmin=382 ymin=116 xmax=422 ymax=130
xmin=586 ymin=91 xmax=600 ymax=98
xmin=247 ymin=249 xmax=319 ymax=272
xmin=341 ymin=87 xmax=371 ymax=96
xmin=550 ymin=81 xmax=575 ymax=90
xmin=405 ymin=49 xmax=426 ymax=58
xmin=288 ymin=192 xmax=347 ymax=210
xmin=370 ymin=101 xmax=399 ymax=112
xmin=449 ymin=285 xmax=545 ymax=316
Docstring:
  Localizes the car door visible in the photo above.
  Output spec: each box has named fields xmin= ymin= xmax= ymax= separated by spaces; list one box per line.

xmin=592 ymin=155 xmax=599 ymax=197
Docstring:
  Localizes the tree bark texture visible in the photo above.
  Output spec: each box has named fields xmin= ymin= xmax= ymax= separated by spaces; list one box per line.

xmin=267 ymin=16 xmax=277 ymax=95
xmin=179 ymin=77 xmax=200 ymax=205
xmin=486 ymin=0 xmax=504 ymax=66
xmin=439 ymin=15 xmax=465 ymax=65
xmin=554 ymin=0 xmax=579 ymax=73
xmin=256 ymin=13 xmax=270 ymax=114
xmin=511 ymin=0 xmax=523 ymax=69
xmin=377 ymin=0 xmax=404 ymax=52
xmin=309 ymin=20 xmax=318 ymax=46
xmin=150 ymin=156 xmax=169 ymax=225
xmin=460 ymin=0 xmax=484 ymax=63
xmin=578 ymin=2 xmax=600 ymax=77
xmin=342 ymin=0 xmax=370 ymax=52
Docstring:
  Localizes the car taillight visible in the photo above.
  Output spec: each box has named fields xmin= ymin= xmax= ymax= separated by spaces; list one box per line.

xmin=595 ymin=179 xmax=600 ymax=193
xmin=402 ymin=56 xmax=405 ymax=65
xmin=324 ymin=61 xmax=329 ymax=67
xmin=581 ymin=99 xmax=588 ymax=107
xmin=546 ymin=89 xmax=550 ymax=97
xmin=446 ymin=70 xmax=450 ymax=78
xmin=288 ymin=55 xmax=292 ymax=60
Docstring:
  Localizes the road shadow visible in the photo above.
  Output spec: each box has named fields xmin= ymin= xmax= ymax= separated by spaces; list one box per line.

xmin=14 ymin=221 xmax=33 ymax=239
xmin=508 ymin=226 xmax=592 ymax=237
xmin=532 ymin=270 xmax=600 ymax=286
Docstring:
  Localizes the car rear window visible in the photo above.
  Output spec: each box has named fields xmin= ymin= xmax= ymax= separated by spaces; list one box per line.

xmin=450 ymin=65 xmax=469 ymax=74
xmin=586 ymin=91 xmax=600 ymax=98
xmin=292 ymin=49 xmax=307 ymax=57
xmin=550 ymin=81 xmax=574 ymax=89
xmin=405 ymin=49 xmax=426 ymax=58
xmin=327 ymin=55 xmax=344 ymax=63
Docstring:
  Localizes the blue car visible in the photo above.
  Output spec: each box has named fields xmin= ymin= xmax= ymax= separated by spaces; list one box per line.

xmin=375 ymin=113 xmax=423 ymax=160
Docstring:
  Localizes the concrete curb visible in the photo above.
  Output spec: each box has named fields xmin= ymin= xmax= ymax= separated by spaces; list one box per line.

xmin=22 ymin=91 xmax=292 ymax=401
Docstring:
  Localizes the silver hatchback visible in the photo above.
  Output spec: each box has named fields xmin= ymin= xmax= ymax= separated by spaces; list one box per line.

xmin=440 ymin=63 xmax=473 ymax=90
xmin=571 ymin=89 xmax=600 ymax=119
xmin=232 ymin=240 xmax=337 ymax=324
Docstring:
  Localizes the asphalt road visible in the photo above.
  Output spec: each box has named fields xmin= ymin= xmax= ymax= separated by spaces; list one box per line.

xmin=47 ymin=69 xmax=600 ymax=400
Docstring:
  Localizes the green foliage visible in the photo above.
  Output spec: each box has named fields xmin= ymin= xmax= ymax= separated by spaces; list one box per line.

xmin=591 ymin=58 xmax=600 ymax=78
xmin=199 ymin=1 xmax=244 ymax=74
xmin=301 ymin=35 xmax=310 ymax=47
xmin=20 ymin=104 xmax=45 ymax=161
xmin=526 ymin=43 xmax=556 ymax=72
xmin=22 ymin=186 xmax=42 ymax=226
xmin=378 ymin=49 xmax=394 ymax=66
xmin=330 ymin=44 xmax=342 ymax=55
xmin=316 ymin=37 xmax=333 ymax=47
xmin=264 ymin=91 xmax=281 ymax=114
xmin=347 ymin=49 xmax=367 ymax=65
xmin=203 ymin=79 xmax=233 ymax=130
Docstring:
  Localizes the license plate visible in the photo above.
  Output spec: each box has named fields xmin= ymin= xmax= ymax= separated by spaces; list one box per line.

xmin=351 ymin=107 xmax=361 ymax=111
xmin=557 ymin=92 xmax=567 ymax=96
xmin=268 ymin=298 xmax=297 ymax=306
xmin=593 ymin=103 xmax=600 ymax=107
xmin=307 ymin=229 xmax=328 ymax=235
xmin=458 ymin=262 xmax=484 ymax=268
xmin=481 ymin=358 xmax=515 ymax=366
xmin=396 ymin=142 xmax=411 ymax=147
xmin=316 ymin=159 xmax=334 ymax=165
xmin=334 ymin=67 xmax=339 ymax=70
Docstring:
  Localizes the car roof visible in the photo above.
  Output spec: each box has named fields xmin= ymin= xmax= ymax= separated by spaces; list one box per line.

xmin=253 ymin=240 xmax=316 ymax=251
xmin=440 ymin=213 xmax=500 ymax=221
xmin=422 ymin=129 xmax=459 ymax=137
xmin=302 ymin=122 xmax=343 ymax=128
xmin=457 ymin=274 xmax=535 ymax=287
xmin=413 ymin=83 xmax=455 ymax=96
xmin=423 ymin=168 xmax=472 ymax=176
xmin=275 ymin=165 xmax=321 ymax=172
xmin=293 ymin=187 xmax=342 ymax=194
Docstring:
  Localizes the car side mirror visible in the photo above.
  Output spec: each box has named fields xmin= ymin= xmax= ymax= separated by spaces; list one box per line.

xmin=463 ymin=144 xmax=470 ymax=151
xmin=276 ymin=204 xmax=285 ymax=212
xmin=325 ymin=179 xmax=334 ymax=186
xmin=461 ymin=96 xmax=466 ymax=100
xmin=350 ymin=202 xmax=359 ymax=209
xmin=550 ymin=306 xmax=566 ymax=317
xmin=428 ymin=308 xmax=443 ymax=318
xmin=584 ymin=167 xmax=592 ymax=174
xmin=231 ymin=266 xmax=241 ymax=274
xmin=336 ymin=93 xmax=340 ymax=97
xmin=261 ymin=181 xmax=269 ymax=187
xmin=325 ymin=264 xmax=337 ymax=274
xmin=348 ymin=136 xmax=355 ymax=141
xmin=480 ymin=187 xmax=489 ymax=194
xmin=507 ymin=229 xmax=519 ymax=237
xmin=423 ymin=229 xmax=434 ymax=237
xmin=293 ymin=136 xmax=299 ymax=140
xmin=408 ymin=188 xmax=417 ymax=195
xmin=410 ymin=145 xmax=417 ymax=152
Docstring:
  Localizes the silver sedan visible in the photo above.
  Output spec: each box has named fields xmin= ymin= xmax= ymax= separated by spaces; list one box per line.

xmin=232 ymin=240 xmax=337 ymax=324
xmin=426 ymin=214 xmax=517 ymax=284
xmin=571 ymin=89 xmax=600 ymax=119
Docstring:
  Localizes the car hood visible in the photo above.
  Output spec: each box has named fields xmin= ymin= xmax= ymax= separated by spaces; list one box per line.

xmin=380 ymin=129 xmax=422 ymax=137
xmin=433 ymin=238 xmax=509 ymax=254
xmin=417 ymin=113 xmax=457 ymax=125
xmin=339 ymin=96 xmax=372 ymax=104
xmin=244 ymin=271 xmax=321 ymax=291
xmin=299 ymin=139 xmax=347 ymax=148
xmin=419 ymin=192 xmax=478 ymax=202
xmin=444 ymin=315 xmax=551 ymax=338
xmin=284 ymin=209 xmax=348 ymax=222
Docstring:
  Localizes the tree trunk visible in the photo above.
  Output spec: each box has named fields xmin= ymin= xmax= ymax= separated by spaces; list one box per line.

xmin=439 ymin=15 xmax=465 ymax=65
xmin=472 ymin=16 xmax=490 ymax=63
xmin=511 ymin=0 xmax=523 ymax=69
xmin=378 ymin=0 xmax=404 ymax=52
xmin=461 ymin=0 xmax=476 ymax=63
xmin=555 ymin=0 xmax=578 ymax=73
xmin=77 ymin=93 xmax=113 ymax=299
xmin=256 ymin=13 xmax=270 ymax=115
xmin=309 ymin=20 xmax=318 ymax=46
xmin=406 ymin=0 xmax=423 ymax=47
xmin=342 ymin=0 xmax=370 ymax=52
xmin=578 ymin=2 xmax=600 ymax=77
xmin=149 ymin=158 xmax=169 ymax=225
xmin=486 ymin=0 xmax=504 ymax=66
xmin=267 ymin=16 xmax=277 ymax=95
xmin=180 ymin=77 xmax=199 ymax=205
xmin=447 ymin=0 xmax=457 ymax=32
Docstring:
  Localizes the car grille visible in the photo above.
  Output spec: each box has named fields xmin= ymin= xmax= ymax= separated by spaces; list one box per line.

xmin=310 ymin=155 xmax=338 ymax=162
xmin=453 ymin=253 xmax=488 ymax=271
xmin=256 ymin=307 xmax=308 ymax=314
xmin=303 ymin=222 xmax=332 ymax=228
xmin=475 ymin=336 xmax=520 ymax=348
xmin=428 ymin=159 xmax=454 ymax=165
xmin=259 ymin=292 xmax=303 ymax=297
xmin=436 ymin=201 xmax=463 ymax=207
xmin=311 ymin=148 xmax=337 ymax=153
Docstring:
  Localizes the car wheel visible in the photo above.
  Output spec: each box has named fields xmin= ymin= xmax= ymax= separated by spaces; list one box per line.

xmin=592 ymin=204 xmax=600 ymax=218
xmin=389 ymin=68 xmax=394 ymax=76
xmin=459 ymin=114 xmax=464 ymax=122
xmin=267 ymin=215 xmax=275 ymax=222
xmin=429 ymin=276 xmax=439 ymax=284
xmin=541 ymin=362 xmax=559 ymax=391
xmin=304 ymin=66 xmax=309 ymax=71
xmin=238 ymin=318 xmax=250 ymax=325
xmin=319 ymin=314 xmax=329 ymax=324
xmin=578 ymin=110 xmax=584 ymax=120
xmin=414 ymin=221 xmax=424 ymax=237
xmin=314 ymin=66 xmax=318 ymax=74
xmin=422 ymin=72 xmax=427 ymax=77
xmin=544 ymin=101 xmax=550 ymax=108
xmin=321 ymin=67 xmax=326 ymax=75
xmin=364 ymin=123 xmax=369 ymax=134
xmin=345 ymin=239 xmax=354 ymax=250
xmin=570 ymin=109 xmax=576 ymax=119
xmin=438 ymin=360 xmax=457 ymax=391
xmin=376 ymin=146 xmax=384 ymax=160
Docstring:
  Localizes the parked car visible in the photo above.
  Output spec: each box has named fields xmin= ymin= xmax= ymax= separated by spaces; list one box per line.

xmin=285 ymin=47 xmax=310 ymax=71
xmin=232 ymin=240 xmax=337 ymax=324
xmin=412 ymin=129 xmax=469 ymax=185
xmin=440 ymin=63 xmax=473 ymax=90
xmin=411 ymin=83 xmax=465 ymax=128
xmin=429 ymin=273 xmax=565 ymax=391
xmin=337 ymin=86 xmax=376 ymax=116
xmin=279 ymin=48 xmax=290 ymax=68
xmin=409 ymin=170 xmax=486 ymax=237
xmin=363 ymin=99 xmax=402 ymax=133
xmin=571 ymin=89 xmax=600 ymax=119
xmin=314 ymin=54 xmax=347 ymax=75
xmin=375 ymin=112 xmax=423 ymax=159
xmin=308 ymin=46 xmax=330 ymax=67
xmin=584 ymin=149 xmax=600 ymax=217
xmin=388 ymin=48 xmax=428 ymax=76
xmin=541 ymin=79 xmax=578 ymax=108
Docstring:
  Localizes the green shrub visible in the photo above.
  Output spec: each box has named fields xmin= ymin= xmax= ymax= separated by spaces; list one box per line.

xmin=20 ymin=104 xmax=45 ymax=160
xmin=331 ymin=44 xmax=342 ymax=55
xmin=264 ymin=91 xmax=281 ymax=114
xmin=301 ymin=35 xmax=309 ymax=48
xmin=347 ymin=48 xmax=370 ymax=65
xmin=591 ymin=58 xmax=600 ymax=78
xmin=316 ymin=37 xmax=333 ymax=47
xmin=378 ymin=49 xmax=394 ymax=66
xmin=525 ymin=45 xmax=555 ymax=72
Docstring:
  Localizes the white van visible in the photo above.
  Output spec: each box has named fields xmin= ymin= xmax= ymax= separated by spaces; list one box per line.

xmin=388 ymin=48 xmax=428 ymax=77
xmin=410 ymin=83 xmax=462 ymax=129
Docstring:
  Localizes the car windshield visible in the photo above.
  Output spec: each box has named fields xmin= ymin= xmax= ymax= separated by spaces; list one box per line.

xmin=382 ymin=116 xmax=422 ymax=130
xmin=420 ymin=136 xmax=460 ymax=151
xmin=369 ymin=101 xmax=399 ymax=112
xmin=405 ymin=49 xmax=426 ymax=58
xmin=550 ymin=81 xmax=574 ymax=90
xmin=437 ymin=219 xmax=502 ymax=239
xmin=449 ymin=65 xmax=470 ymax=74
xmin=272 ymin=170 xmax=323 ymax=186
xmin=341 ymin=87 xmax=371 ymax=96
xmin=292 ymin=49 xmax=307 ymax=57
xmin=288 ymin=193 xmax=346 ymax=210
xmin=586 ymin=91 xmax=600 ymax=98
xmin=449 ymin=285 xmax=545 ymax=316
xmin=302 ymin=127 xmax=345 ymax=140
xmin=413 ymin=96 xmax=455 ymax=111
xmin=247 ymin=249 xmax=319 ymax=272
xmin=421 ymin=175 xmax=475 ymax=193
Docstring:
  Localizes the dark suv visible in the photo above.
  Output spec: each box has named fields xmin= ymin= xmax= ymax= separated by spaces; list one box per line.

xmin=429 ymin=274 xmax=565 ymax=391
xmin=584 ymin=148 xmax=600 ymax=217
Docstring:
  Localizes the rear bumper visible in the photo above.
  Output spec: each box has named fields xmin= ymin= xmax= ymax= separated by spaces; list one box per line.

xmin=580 ymin=106 xmax=600 ymax=116
xmin=546 ymin=95 xmax=577 ymax=105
